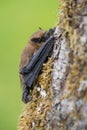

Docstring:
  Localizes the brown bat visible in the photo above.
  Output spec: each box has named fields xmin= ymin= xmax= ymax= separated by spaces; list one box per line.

xmin=19 ymin=28 xmax=55 ymax=103
xmin=19 ymin=29 xmax=46 ymax=103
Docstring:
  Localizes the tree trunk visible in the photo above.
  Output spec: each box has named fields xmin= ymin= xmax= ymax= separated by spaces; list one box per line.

xmin=18 ymin=0 xmax=87 ymax=130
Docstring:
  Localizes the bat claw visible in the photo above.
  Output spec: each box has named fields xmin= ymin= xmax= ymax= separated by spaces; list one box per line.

xmin=20 ymin=67 xmax=28 ymax=75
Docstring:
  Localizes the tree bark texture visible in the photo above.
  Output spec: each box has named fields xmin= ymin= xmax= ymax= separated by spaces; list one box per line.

xmin=18 ymin=0 xmax=87 ymax=130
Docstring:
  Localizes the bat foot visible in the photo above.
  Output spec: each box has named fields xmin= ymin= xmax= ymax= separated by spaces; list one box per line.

xmin=22 ymin=87 xmax=32 ymax=104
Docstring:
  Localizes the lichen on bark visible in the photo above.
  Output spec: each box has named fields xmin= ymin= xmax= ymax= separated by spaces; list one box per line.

xmin=47 ymin=0 xmax=87 ymax=129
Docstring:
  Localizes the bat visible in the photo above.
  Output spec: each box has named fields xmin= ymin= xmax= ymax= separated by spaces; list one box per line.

xmin=19 ymin=28 xmax=55 ymax=103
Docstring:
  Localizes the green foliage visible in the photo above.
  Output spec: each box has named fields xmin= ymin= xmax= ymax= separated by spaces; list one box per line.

xmin=0 ymin=0 xmax=58 ymax=130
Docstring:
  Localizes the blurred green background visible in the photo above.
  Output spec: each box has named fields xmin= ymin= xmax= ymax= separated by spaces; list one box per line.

xmin=0 ymin=0 xmax=58 ymax=130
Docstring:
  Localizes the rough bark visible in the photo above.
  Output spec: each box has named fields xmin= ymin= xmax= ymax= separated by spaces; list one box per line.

xmin=18 ymin=0 xmax=87 ymax=130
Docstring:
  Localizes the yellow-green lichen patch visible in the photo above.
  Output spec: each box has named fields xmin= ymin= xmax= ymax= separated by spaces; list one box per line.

xmin=18 ymin=58 xmax=53 ymax=130
xmin=37 ymin=57 xmax=53 ymax=90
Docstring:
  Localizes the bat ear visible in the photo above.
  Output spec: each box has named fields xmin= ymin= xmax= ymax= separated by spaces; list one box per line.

xmin=39 ymin=27 xmax=42 ymax=30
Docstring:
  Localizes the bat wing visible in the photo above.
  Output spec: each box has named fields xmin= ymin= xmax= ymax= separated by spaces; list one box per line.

xmin=20 ymin=36 xmax=55 ymax=88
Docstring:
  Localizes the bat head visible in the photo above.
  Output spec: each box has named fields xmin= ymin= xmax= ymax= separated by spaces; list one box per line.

xmin=30 ymin=28 xmax=55 ymax=45
xmin=31 ymin=29 xmax=46 ymax=44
